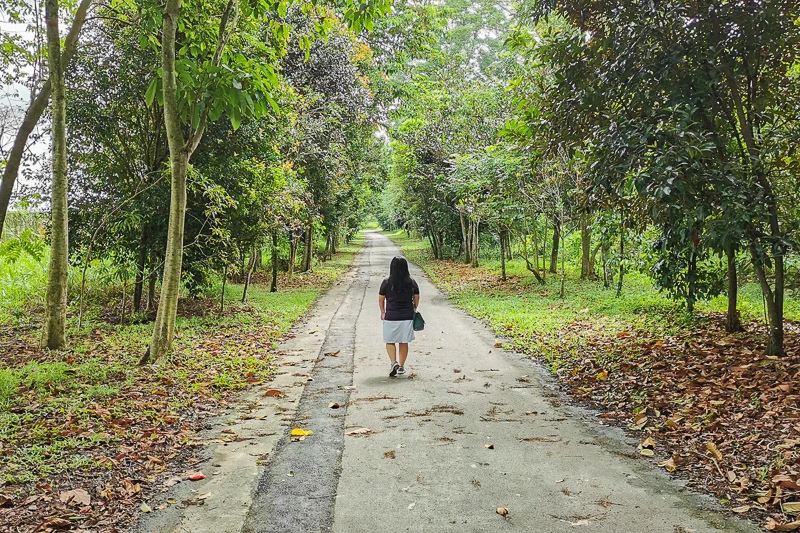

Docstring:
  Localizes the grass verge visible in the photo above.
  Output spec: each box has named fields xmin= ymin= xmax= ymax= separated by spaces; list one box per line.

xmin=0 ymin=236 xmax=362 ymax=532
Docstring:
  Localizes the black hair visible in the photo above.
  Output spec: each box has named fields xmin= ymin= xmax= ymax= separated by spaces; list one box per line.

xmin=388 ymin=256 xmax=412 ymax=293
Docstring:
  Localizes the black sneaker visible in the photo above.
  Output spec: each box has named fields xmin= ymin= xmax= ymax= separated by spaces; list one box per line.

xmin=397 ymin=366 xmax=405 ymax=375
xmin=389 ymin=361 xmax=400 ymax=377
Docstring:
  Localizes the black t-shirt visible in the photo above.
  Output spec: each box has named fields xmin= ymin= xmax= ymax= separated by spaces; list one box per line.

xmin=379 ymin=277 xmax=420 ymax=321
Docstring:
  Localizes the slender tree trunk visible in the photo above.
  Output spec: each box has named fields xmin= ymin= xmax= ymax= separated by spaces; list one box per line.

xmin=145 ymin=0 xmax=191 ymax=364
xmin=0 ymin=0 xmax=92 ymax=238
xmin=241 ymin=247 xmax=256 ymax=303
xmin=726 ymin=243 xmax=741 ymax=333
xmin=219 ymin=266 xmax=227 ymax=314
xmin=288 ymin=232 xmax=297 ymax=280
xmin=531 ymin=217 xmax=540 ymax=277
xmin=271 ymin=231 xmax=278 ymax=293
xmin=120 ymin=279 xmax=127 ymax=325
xmin=460 ymin=208 xmax=470 ymax=264
xmin=549 ymin=217 xmax=560 ymax=274
xmin=147 ymin=266 xmax=157 ymax=312
xmin=41 ymin=0 xmax=69 ymax=350
xmin=560 ymin=223 xmax=566 ymax=299
xmin=254 ymin=247 xmax=262 ymax=269
xmin=616 ymin=222 xmax=625 ymax=298
xmin=580 ymin=214 xmax=591 ymax=280
xmin=589 ymin=243 xmax=601 ymax=281
xmin=500 ymin=228 xmax=507 ymax=281
xmin=687 ymin=248 xmax=697 ymax=314
xmin=471 ymin=219 xmax=479 ymax=268
xmin=301 ymin=220 xmax=313 ymax=272
xmin=602 ymin=242 xmax=610 ymax=288
xmin=133 ymin=226 xmax=147 ymax=312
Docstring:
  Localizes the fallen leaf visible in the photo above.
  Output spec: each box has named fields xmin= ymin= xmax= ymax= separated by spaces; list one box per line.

xmin=264 ymin=389 xmax=283 ymax=398
xmin=758 ymin=489 xmax=774 ymax=504
xmin=59 ymin=488 xmax=91 ymax=506
xmin=291 ymin=428 xmax=313 ymax=437
xmin=766 ymin=518 xmax=800 ymax=531
xmin=706 ymin=442 xmax=723 ymax=462
xmin=641 ymin=437 xmax=655 ymax=449
xmin=658 ymin=458 xmax=677 ymax=473
xmin=140 ymin=502 xmax=152 ymax=513
xmin=639 ymin=449 xmax=655 ymax=457
xmin=324 ymin=351 xmax=341 ymax=357
xmin=0 ymin=494 xmax=11 ymax=508
xmin=329 ymin=402 xmax=340 ymax=409
xmin=595 ymin=370 xmax=609 ymax=381
xmin=187 ymin=472 xmax=205 ymax=481
xmin=784 ymin=502 xmax=800 ymax=515
xmin=496 ymin=507 xmax=510 ymax=517
xmin=384 ymin=451 xmax=396 ymax=459
xmin=345 ymin=427 xmax=372 ymax=436
xmin=731 ymin=505 xmax=750 ymax=513
xmin=40 ymin=518 xmax=72 ymax=530
xmin=493 ymin=342 xmax=503 ymax=348
xmin=485 ymin=443 xmax=495 ymax=449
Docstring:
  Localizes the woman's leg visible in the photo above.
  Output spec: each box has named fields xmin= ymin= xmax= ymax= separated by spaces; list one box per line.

xmin=398 ymin=343 xmax=409 ymax=366
xmin=386 ymin=343 xmax=397 ymax=362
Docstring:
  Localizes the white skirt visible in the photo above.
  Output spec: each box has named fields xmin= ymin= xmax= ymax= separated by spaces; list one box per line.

xmin=383 ymin=320 xmax=415 ymax=343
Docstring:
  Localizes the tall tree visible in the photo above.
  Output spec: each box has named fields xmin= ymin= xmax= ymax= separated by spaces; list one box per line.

xmin=41 ymin=0 xmax=69 ymax=349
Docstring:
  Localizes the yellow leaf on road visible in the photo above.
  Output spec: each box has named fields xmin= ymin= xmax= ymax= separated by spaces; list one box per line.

xmin=291 ymin=428 xmax=313 ymax=437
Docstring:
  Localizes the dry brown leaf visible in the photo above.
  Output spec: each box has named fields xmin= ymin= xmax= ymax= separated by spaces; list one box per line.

xmin=329 ymin=402 xmax=340 ymax=409
xmin=730 ymin=505 xmax=750 ymax=513
xmin=496 ymin=507 xmax=509 ymax=517
xmin=784 ymin=502 xmax=800 ymax=515
xmin=59 ymin=488 xmax=91 ymax=507
xmin=264 ymin=389 xmax=283 ymax=398
xmin=384 ymin=451 xmax=396 ymax=459
xmin=766 ymin=518 xmax=800 ymax=531
xmin=658 ymin=458 xmax=677 ymax=473
xmin=706 ymin=442 xmax=723 ymax=461
xmin=40 ymin=517 xmax=72 ymax=530
xmin=485 ymin=443 xmax=495 ymax=449
xmin=641 ymin=437 xmax=655 ymax=449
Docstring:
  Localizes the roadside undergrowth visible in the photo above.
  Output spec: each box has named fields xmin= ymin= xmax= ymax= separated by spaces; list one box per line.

xmin=387 ymin=230 xmax=800 ymax=530
xmin=0 ymin=238 xmax=361 ymax=532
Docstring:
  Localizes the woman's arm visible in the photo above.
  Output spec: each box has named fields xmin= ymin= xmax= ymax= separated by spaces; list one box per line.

xmin=414 ymin=294 xmax=420 ymax=309
xmin=379 ymin=295 xmax=386 ymax=320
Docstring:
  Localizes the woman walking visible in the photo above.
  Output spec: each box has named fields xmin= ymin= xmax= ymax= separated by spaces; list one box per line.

xmin=379 ymin=256 xmax=420 ymax=377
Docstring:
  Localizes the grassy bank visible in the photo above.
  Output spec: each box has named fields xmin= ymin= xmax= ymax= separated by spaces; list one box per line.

xmin=387 ymin=229 xmax=800 ymax=529
xmin=0 ymin=235 xmax=362 ymax=532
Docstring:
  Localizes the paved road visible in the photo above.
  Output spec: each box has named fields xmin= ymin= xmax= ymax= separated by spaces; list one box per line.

xmin=136 ymin=232 xmax=757 ymax=533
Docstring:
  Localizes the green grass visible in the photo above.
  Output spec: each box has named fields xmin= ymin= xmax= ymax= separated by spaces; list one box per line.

xmin=0 ymin=235 xmax=363 ymax=484
xmin=386 ymin=229 xmax=798 ymax=342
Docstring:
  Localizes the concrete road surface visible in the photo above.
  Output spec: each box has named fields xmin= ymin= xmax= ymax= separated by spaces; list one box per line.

xmin=137 ymin=232 xmax=757 ymax=533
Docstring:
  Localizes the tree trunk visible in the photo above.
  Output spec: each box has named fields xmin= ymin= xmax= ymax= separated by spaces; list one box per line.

xmin=499 ymin=228 xmax=507 ymax=281
xmin=41 ymin=0 xmax=69 ymax=350
xmin=580 ymin=214 xmax=591 ymax=280
xmin=147 ymin=266 xmax=157 ymax=312
xmin=301 ymin=220 xmax=313 ymax=272
xmin=133 ymin=226 xmax=147 ymax=313
xmin=271 ymin=231 xmax=278 ymax=293
xmin=0 ymin=0 xmax=92 ymax=238
xmin=471 ymin=219 xmax=479 ymax=268
xmin=589 ymin=242 xmax=601 ymax=281
xmin=602 ymin=242 xmax=610 ymax=288
xmin=616 ymin=222 xmax=625 ymax=298
xmin=288 ymin=232 xmax=297 ymax=280
xmin=531 ymin=217 xmax=540 ymax=277
xmin=241 ymin=247 xmax=256 ymax=303
xmin=145 ymin=0 xmax=191 ymax=364
xmin=460 ymin=208 xmax=470 ymax=264
xmin=549 ymin=217 xmax=560 ymax=274
xmin=687 ymin=248 xmax=697 ymax=314
xmin=220 ymin=266 xmax=227 ymax=314
xmin=726 ymin=243 xmax=741 ymax=333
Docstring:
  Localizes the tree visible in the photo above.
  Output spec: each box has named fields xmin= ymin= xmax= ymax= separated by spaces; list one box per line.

xmin=40 ymin=0 xmax=69 ymax=349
